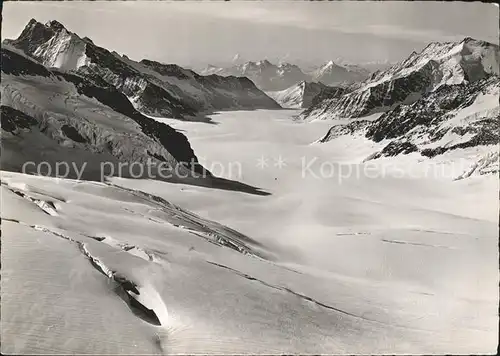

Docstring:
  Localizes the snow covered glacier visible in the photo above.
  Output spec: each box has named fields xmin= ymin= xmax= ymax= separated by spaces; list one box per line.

xmin=1 ymin=17 xmax=499 ymax=355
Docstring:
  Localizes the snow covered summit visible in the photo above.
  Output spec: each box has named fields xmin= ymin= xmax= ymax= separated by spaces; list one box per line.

xmin=311 ymin=60 xmax=370 ymax=86
xmin=266 ymin=81 xmax=344 ymax=109
xmin=200 ymin=59 xmax=370 ymax=91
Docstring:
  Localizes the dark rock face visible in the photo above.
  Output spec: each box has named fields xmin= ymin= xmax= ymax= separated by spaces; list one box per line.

xmin=80 ymin=43 xmax=198 ymax=119
xmin=1 ymin=47 xmax=53 ymax=77
xmin=0 ymin=106 xmax=38 ymax=133
xmin=420 ymin=118 xmax=499 ymax=158
xmin=366 ymin=141 xmax=419 ymax=160
xmin=140 ymin=59 xmax=195 ymax=80
xmin=365 ymin=77 xmax=499 ymax=143
xmin=139 ymin=65 xmax=281 ymax=111
xmin=365 ymin=82 xmax=471 ymax=142
xmin=58 ymin=70 xmax=209 ymax=175
xmin=361 ymin=61 xmax=438 ymax=115
xmin=300 ymin=82 xmax=337 ymax=108
xmin=3 ymin=19 xmax=54 ymax=55
xmin=61 ymin=124 xmax=87 ymax=143
xmin=302 ymin=86 xmax=349 ymax=116
xmin=319 ymin=120 xmax=370 ymax=143
xmin=131 ymin=79 xmax=198 ymax=119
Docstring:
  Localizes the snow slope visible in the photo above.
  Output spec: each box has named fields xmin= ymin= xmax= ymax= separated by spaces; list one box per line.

xmin=2 ymin=110 xmax=497 ymax=354
xmin=1 ymin=22 xmax=498 ymax=354
xmin=1 ymin=172 xmax=276 ymax=355
xmin=110 ymin=109 xmax=497 ymax=354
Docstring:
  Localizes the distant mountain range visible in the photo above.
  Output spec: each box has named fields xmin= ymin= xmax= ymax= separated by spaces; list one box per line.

xmin=199 ymin=59 xmax=372 ymax=91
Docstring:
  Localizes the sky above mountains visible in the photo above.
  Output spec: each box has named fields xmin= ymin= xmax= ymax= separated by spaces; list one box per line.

xmin=2 ymin=1 xmax=498 ymax=68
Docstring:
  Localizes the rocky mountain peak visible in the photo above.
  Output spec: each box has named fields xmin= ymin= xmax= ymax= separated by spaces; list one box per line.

xmin=278 ymin=62 xmax=298 ymax=69
xmin=45 ymin=19 xmax=67 ymax=32
xmin=325 ymin=60 xmax=336 ymax=68
xmin=3 ymin=19 xmax=53 ymax=53
xmin=256 ymin=59 xmax=273 ymax=67
xmin=311 ymin=60 xmax=370 ymax=86
xmin=462 ymin=36 xmax=479 ymax=44
xmin=25 ymin=18 xmax=39 ymax=28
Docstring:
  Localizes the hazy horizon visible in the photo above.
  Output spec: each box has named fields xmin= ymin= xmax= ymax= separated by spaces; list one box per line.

xmin=2 ymin=1 xmax=498 ymax=68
